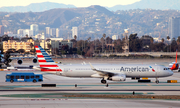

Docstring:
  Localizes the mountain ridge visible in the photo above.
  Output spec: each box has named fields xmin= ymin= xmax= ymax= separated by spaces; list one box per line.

xmin=1 ymin=0 xmax=180 ymax=12
xmin=0 ymin=2 xmax=76 ymax=12
xmin=108 ymin=0 xmax=180 ymax=11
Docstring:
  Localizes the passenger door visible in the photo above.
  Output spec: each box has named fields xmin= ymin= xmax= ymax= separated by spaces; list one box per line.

xmin=56 ymin=67 xmax=62 ymax=75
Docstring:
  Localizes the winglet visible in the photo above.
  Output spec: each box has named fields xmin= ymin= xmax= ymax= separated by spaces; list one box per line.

xmin=89 ymin=62 xmax=96 ymax=71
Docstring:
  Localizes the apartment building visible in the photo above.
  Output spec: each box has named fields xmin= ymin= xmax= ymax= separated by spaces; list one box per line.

xmin=3 ymin=39 xmax=35 ymax=53
xmin=39 ymin=38 xmax=73 ymax=54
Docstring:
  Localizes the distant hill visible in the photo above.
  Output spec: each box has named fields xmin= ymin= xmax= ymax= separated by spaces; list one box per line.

xmin=2 ymin=0 xmax=180 ymax=12
xmin=108 ymin=0 xmax=180 ymax=11
xmin=0 ymin=5 xmax=115 ymax=31
xmin=1 ymin=5 xmax=180 ymax=39
xmin=0 ymin=2 xmax=76 ymax=12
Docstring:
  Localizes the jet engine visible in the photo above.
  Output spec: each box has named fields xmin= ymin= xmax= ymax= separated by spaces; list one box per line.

xmin=32 ymin=58 xmax=38 ymax=63
xmin=17 ymin=59 xmax=23 ymax=65
xmin=108 ymin=74 xmax=126 ymax=81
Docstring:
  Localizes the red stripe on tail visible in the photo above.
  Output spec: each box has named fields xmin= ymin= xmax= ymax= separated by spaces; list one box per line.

xmin=38 ymin=60 xmax=46 ymax=62
xmin=40 ymin=65 xmax=58 ymax=67
xmin=41 ymin=68 xmax=62 ymax=72
xmin=36 ymin=50 xmax=41 ymax=53
xmin=37 ymin=55 xmax=44 ymax=58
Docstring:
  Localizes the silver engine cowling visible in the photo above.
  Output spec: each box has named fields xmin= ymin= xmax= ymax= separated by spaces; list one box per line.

xmin=32 ymin=58 xmax=38 ymax=63
xmin=17 ymin=59 xmax=23 ymax=65
xmin=108 ymin=74 xmax=126 ymax=81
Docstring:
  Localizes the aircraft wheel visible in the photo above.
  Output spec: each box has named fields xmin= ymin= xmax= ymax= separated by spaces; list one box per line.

xmin=155 ymin=80 xmax=159 ymax=84
xmin=178 ymin=70 xmax=180 ymax=72
xmin=10 ymin=80 xmax=14 ymax=83
xmin=101 ymin=80 xmax=106 ymax=84
xmin=33 ymin=79 xmax=37 ymax=83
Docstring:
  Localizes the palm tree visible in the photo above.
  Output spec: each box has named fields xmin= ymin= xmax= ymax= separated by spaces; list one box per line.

xmin=74 ymin=35 xmax=77 ymax=40
xmin=101 ymin=37 xmax=104 ymax=53
xmin=103 ymin=33 xmax=106 ymax=45
xmin=26 ymin=34 xmax=28 ymax=38
xmin=167 ymin=36 xmax=171 ymax=52
xmin=88 ymin=37 xmax=91 ymax=42
xmin=167 ymin=36 xmax=170 ymax=41
xmin=161 ymin=38 xmax=164 ymax=43
xmin=103 ymin=33 xmax=106 ymax=39
xmin=102 ymin=34 xmax=106 ymax=52
xmin=30 ymin=43 xmax=34 ymax=49
xmin=47 ymin=43 xmax=52 ymax=54
xmin=177 ymin=36 xmax=180 ymax=44
xmin=150 ymin=38 xmax=154 ymax=43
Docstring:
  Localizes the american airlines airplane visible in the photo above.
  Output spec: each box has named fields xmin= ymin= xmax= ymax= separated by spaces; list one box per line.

xmin=34 ymin=46 xmax=173 ymax=84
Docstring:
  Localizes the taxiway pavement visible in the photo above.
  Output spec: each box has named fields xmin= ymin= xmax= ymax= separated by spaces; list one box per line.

xmin=0 ymin=58 xmax=180 ymax=108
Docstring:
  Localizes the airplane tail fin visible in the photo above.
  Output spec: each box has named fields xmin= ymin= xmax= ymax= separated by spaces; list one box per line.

xmin=35 ymin=46 xmax=58 ymax=68
xmin=176 ymin=50 xmax=178 ymax=63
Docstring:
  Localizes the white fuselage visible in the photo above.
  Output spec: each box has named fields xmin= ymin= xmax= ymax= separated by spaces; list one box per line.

xmin=45 ymin=64 xmax=173 ymax=78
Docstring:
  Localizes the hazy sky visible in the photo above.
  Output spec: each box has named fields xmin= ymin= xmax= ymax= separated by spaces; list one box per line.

xmin=0 ymin=0 xmax=141 ymax=8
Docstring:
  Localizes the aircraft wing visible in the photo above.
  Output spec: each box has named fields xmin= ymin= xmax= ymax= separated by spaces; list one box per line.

xmin=89 ymin=62 xmax=117 ymax=77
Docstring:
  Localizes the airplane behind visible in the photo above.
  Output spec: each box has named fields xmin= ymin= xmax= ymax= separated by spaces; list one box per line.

xmin=0 ymin=53 xmax=37 ymax=66
xmin=169 ymin=50 xmax=180 ymax=71
xmin=35 ymin=46 xmax=173 ymax=84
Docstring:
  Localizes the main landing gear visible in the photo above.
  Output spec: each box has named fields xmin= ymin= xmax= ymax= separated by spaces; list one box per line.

xmin=101 ymin=78 xmax=107 ymax=84
xmin=155 ymin=78 xmax=159 ymax=84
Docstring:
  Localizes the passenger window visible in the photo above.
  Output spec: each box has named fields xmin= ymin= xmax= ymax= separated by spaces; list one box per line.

xmin=10 ymin=76 xmax=14 ymax=79
xmin=21 ymin=76 xmax=24 ymax=79
xmin=31 ymin=76 xmax=34 ymax=79
xmin=26 ymin=76 xmax=29 ymax=79
xmin=36 ymin=76 xmax=39 ymax=79
xmin=16 ymin=76 xmax=19 ymax=79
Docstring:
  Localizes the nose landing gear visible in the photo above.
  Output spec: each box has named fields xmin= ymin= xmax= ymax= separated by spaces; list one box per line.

xmin=155 ymin=78 xmax=159 ymax=84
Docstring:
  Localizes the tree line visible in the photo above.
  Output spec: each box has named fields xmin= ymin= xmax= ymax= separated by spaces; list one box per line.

xmin=1 ymin=34 xmax=180 ymax=58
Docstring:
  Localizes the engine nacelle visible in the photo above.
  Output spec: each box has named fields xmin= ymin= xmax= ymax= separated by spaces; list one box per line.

xmin=108 ymin=74 xmax=126 ymax=81
xmin=32 ymin=58 xmax=38 ymax=63
xmin=17 ymin=59 xmax=23 ymax=65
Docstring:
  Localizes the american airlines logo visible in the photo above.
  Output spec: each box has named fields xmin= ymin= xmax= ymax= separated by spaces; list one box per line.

xmin=120 ymin=67 xmax=150 ymax=72
xmin=149 ymin=66 xmax=155 ymax=72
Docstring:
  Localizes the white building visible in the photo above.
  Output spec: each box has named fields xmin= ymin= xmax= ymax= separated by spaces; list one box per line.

xmin=112 ymin=35 xmax=118 ymax=40
xmin=17 ymin=29 xmax=24 ymax=36
xmin=50 ymin=38 xmax=63 ymax=41
xmin=72 ymin=27 xmax=78 ymax=39
xmin=23 ymin=29 xmax=33 ymax=37
xmin=0 ymin=25 xmax=4 ymax=36
xmin=30 ymin=24 xmax=38 ymax=36
xmin=50 ymin=28 xmax=56 ymax=37
xmin=35 ymin=32 xmax=45 ymax=40
xmin=169 ymin=17 xmax=180 ymax=39
xmin=56 ymin=28 xmax=59 ymax=38
xmin=45 ymin=27 xmax=50 ymax=37
xmin=41 ymin=33 xmax=45 ymax=39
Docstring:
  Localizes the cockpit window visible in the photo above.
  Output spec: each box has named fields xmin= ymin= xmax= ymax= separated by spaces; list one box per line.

xmin=164 ymin=68 xmax=169 ymax=70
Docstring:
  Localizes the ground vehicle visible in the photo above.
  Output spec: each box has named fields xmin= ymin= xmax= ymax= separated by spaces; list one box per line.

xmin=7 ymin=66 xmax=18 ymax=70
xmin=5 ymin=72 xmax=43 ymax=83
